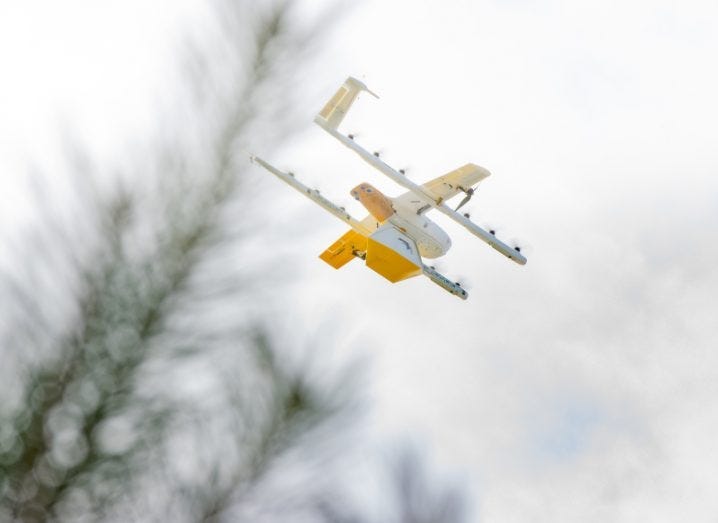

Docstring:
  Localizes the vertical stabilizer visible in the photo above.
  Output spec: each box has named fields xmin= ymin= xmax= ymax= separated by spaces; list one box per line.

xmin=315 ymin=76 xmax=378 ymax=130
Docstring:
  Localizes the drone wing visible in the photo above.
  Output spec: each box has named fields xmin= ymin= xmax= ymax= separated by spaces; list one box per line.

xmin=423 ymin=163 xmax=490 ymax=202
xmin=250 ymin=156 xmax=371 ymax=236
xmin=393 ymin=163 xmax=490 ymax=214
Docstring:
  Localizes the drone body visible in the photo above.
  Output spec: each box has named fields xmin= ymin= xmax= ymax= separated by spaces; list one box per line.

xmin=252 ymin=77 xmax=526 ymax=300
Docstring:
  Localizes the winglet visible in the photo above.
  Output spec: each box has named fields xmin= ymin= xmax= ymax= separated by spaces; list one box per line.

xmin=315 ymin=76 xmax=378 ymax=131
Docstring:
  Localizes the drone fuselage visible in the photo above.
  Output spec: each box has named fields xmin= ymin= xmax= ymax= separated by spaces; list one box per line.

xmin=351 ymin=182 xmax=451 ymax=259
xmin=386 ymin=210 xmax=450 ymax=259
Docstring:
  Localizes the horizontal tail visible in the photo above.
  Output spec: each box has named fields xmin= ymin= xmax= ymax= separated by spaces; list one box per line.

xmin=315 ymin=76 xmax=378 ymax=131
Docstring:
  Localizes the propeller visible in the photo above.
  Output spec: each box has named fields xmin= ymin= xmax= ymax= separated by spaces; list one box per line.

xmin=428 ymin=261 xmax=446 ymax=273
xmin=453 ymin=276 xmax=473 ymax=291
xmin=509 ymin=238 xmax=532 ymax=256
xmin=483 ymin=221 xmax=503 ymax=237
xmin=454 ymin=185 xmax=476 ymax=211
xmin=369 ymin=147 xmax=388 ymax=159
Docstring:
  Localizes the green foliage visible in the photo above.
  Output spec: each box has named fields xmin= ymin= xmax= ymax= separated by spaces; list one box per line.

xmin=0 ymin=2 xmax=469 ymax=521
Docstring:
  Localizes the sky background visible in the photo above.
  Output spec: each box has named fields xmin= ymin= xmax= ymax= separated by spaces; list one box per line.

xmin=2 ymin=0 xmax=718 ymax=520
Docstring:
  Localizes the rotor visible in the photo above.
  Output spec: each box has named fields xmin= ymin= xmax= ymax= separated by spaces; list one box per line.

xmin=454 ymin=185 xmax=476 ymax=211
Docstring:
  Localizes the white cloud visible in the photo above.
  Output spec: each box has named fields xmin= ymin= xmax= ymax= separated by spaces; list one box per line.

xmin=287 ymin=0 xmax=718 ymax=519
xmin=3 ymin=0 xmax=717 ymax=519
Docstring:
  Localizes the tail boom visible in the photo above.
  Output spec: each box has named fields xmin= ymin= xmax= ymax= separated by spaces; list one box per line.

xmin=422 ymin=264 xmax=468 ymax=300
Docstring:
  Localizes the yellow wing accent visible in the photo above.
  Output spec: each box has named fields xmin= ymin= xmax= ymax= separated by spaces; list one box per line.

xmin=319 ymin=229 xmax=368 ymax=269
xmin=421 ymin=163 xmax=491 ymax=202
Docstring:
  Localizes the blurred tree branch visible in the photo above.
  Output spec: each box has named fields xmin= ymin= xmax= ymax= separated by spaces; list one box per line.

xmin=0 ymin=2 xmax=344 ymax=521
xmin=0 ymin=1 xmax=470 ymax=522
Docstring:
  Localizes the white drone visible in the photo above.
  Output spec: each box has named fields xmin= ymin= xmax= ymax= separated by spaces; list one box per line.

xmin=252 ymin=77 xmax=527 ymax=300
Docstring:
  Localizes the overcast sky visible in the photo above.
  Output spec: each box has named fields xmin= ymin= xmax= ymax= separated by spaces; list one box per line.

xmin=2 ymin=0 xmax=718 ymax=520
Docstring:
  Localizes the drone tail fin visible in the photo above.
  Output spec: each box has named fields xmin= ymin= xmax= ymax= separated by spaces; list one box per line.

xmin=315 ymin=76 xmax=378 ymax=130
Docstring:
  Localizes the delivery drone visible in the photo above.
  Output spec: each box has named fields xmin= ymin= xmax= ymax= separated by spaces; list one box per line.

xmin=251 ymin=77 xmax=527 ymax=300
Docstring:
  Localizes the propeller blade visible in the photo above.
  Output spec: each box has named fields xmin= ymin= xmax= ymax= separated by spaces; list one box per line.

xmin=428 ymin=261 xmax=446 ymax=273
xmin=454 ymin=193 xmax=472 ymax=211
xmin=454 ymin=186 xmax=475 ymax=211
xmin=483 ymin=221 xmax=503 ymax=236
xmin=509 ymin=238 xmax=533 ymax=256
xmin=454 ymin=276 xmax=473 ymax=291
